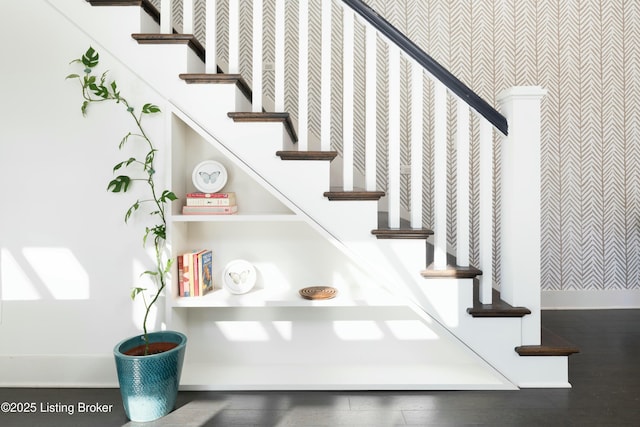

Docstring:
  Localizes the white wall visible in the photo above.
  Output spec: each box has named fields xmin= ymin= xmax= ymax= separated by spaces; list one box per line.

xmin=0 ymin=1 xmax=168 ymax=361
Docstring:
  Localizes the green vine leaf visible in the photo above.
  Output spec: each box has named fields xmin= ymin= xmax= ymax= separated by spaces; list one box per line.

xmin=113 ymin=157 xmax=136 ymax=172
xmin=131 ymin=287 xmax=146 ymax=300
xmin=160 ymin=190 xmax=178 ymax=203
xmin=111 ymin=81 xmax=120 ymax=100
xmin=119 ymin=132 xmax=132 ymax=149
xmin=143 ymin=225 xmax=166 ymax=246
xmin=81 ymin=46 xmax=99 ymax=69
xmin=142 ymin=103 xmax=161 ymax=114
xmin=107 ymin=175 xmax=131 ymax=193
xmin=81 ymin=100 xmax=89 ymax=116
xmin=154 ymin=226 xmax=166 ymax=241
xmin=90 ymin=84 xmax=109 ymax=99
xmin=125 ymin=201 xmax=140 ymax=223
xmin=145 ymin=149 xmax=157 ymax=165
xmin=83 ymin=75 xmax=97 ymax=87
xmin=65 ymin=74 xmax=79 ymax=80
xmin=142 ymin=226 xmax=151 ymax=247
xmin=164 ymin=259 xmax=174 ymax=274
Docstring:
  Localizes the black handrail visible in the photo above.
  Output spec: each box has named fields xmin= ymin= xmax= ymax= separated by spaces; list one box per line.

xmin=341 ymin=0 xmax=508 ymax=136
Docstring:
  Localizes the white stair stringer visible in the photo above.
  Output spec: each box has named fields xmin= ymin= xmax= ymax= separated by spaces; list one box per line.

xmin=45 ymin=0 xmax=571 ymax=389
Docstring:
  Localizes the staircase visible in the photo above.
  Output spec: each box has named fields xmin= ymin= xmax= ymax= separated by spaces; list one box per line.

xmin=46 ymin=0 xmax=577 ymax=389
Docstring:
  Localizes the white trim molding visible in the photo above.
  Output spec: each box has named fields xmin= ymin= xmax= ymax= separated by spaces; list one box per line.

xmin=542 ymin=290 xmax=640 ymax=309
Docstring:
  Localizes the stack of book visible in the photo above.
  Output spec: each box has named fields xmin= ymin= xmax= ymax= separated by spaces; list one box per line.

xmin=177 ymin=249 xmax=214 ymax=297
xmin=182 ymin=192 xmax=238 ymax=215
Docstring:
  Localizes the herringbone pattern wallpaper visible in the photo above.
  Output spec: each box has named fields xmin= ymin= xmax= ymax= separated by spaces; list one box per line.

xmin=151 ymin=0 xmax=640 ymax=292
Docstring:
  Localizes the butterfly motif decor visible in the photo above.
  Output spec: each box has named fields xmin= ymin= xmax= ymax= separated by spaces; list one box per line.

xmin=223 ymin=260 xmax=256 ymax=295
xmin=199 ymin=170 xmax=221 ymax=184
xmin=229 ymin=270 xmax=250 ymax=285
xmin=192 ymin=160 xmax=228 ymax=193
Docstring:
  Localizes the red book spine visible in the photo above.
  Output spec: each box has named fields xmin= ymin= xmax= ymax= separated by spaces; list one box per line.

xmin=186 ymin=192 xmax=234 ymax=198
xmin=177 ymin=255 xmax=184 ymax=297
xmin=193 ymin=252 xmax=200 ymax=297
xmin=182 ymin=253 xmax=191 ymax=297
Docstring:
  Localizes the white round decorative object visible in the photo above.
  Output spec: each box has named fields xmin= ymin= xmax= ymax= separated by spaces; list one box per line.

xmin=222 ymin=260 xmax=257 ymax=295
xmin=192 ymin=160 xmax=228 ymax=193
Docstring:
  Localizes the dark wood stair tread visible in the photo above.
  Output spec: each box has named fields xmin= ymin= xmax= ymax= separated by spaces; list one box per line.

xmin=131 ymin=33 xmax=205 ymax=62
xmin=515 ymin=328 xmax=580 ymax=356
xmin=87 ymin=0 xmax=147 ymax=5
xmin=421 ymin=264 xmax=483 ymax=279
xmin=179 ymin=73 xmax=251 ymax=101
xmin=227 ymin=112 xmax=298 ymax=144
xmin=323 ymin=188 xmax=385 ymax=201
xmin=467 ymin=287 xmax=532 ymax=318
xmin=372 ymin=212 xmax=433 ymax=239
xmin=372 ymin=228 xmax=434 ymax=239
xmin=87 ymin=0 xmax=161 ymax=25
xmin=276 ymin=151 xmax=337 ymax=161
xmin=421 ymin=242 xmax=484 ymax=278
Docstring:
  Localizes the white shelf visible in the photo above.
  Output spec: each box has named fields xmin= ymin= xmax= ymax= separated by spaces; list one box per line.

xmin=170 ymin=286 xmax=405 ymax=308
xmin=171 ymin=213 xmax=302 ymax=223
xmin=179 ymin=363 xmax=514 ymax=391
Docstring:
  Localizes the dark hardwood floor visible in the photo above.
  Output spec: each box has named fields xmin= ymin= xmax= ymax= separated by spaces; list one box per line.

xmin=1 ymin=310 xmax=639 ymax=426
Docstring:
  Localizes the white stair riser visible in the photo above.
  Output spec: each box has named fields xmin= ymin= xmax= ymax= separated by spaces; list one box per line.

xmin=416 ymin=278 xmax=475 ymax=328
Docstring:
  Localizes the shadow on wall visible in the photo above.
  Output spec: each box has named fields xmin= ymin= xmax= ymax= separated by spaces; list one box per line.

xmin=1 ymin=247 xmax=90 ymax=300
xmin=0 ymin=246 xmax=163 ymax=333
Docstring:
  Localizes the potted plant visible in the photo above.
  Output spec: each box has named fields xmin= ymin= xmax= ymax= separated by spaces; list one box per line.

xmin=66 ymin=46 xmax=186 ymax=423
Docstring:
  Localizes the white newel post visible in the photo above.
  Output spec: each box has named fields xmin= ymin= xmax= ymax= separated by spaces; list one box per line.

xmin=497 ymin=86 xmax=547 ymax=345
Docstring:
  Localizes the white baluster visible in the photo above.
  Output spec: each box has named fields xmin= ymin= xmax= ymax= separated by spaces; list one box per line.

xmin=342 ymin=7 xmax=355 ymax=191
xmin=433 ymin=81 xmax=448 ymax=269
xmin=365 ymin=25 xmax=377 ymax=191
xmin=160 ymin=0 xmax=172 ymax=34
xmin=182 ymin=0 xmax=194 ymax=34
xmin=252 ymin=0 xmax=263 ymax=112
xmin=387 ymin=45 xmax=400 ymax=229
xmin=228 ymin=0 xmax=239 ymax=74
xmin=478 ymin=118 xmax=493 ymax=303
xmin=321 ymin=0 xmax=332 ymax=151
xmin=410 ymin=62 xmax=424 ymax=229
xmin=274 ymin=0 xmax=285 ymax=111
xmin=298 ymin=0 xmax=309 ymax=150
xmin=205 ymin=0 xmax=217 ymax=73
xmin=456 ymin=98 xmax=470 ymax=266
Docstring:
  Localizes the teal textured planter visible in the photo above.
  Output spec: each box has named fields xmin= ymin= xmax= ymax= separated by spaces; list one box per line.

xmin=114 ymin=331 xmax=187 ymax=422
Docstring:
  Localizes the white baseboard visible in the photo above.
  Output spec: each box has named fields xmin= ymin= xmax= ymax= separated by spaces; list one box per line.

xmin=542 ymin=289 xmax=640 ymax=309
xmin=0 ymin=355 xmax=117 ymax=388
xmin=0 ymin=355 xmax=515 ymax=390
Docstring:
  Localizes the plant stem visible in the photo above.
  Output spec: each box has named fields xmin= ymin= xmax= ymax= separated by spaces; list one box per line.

xmin=68 ymin=48 xmax=174 ymax=356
